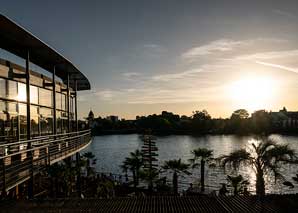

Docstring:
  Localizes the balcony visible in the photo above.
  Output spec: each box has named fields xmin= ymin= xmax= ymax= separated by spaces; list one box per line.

xmin=0 ymin=129 xmax=92 ymax=192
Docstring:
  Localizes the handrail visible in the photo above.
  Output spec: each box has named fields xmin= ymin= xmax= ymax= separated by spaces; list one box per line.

xmin=0 ymin=129 xmax=91 ymax=147
xmin=0 ymin=144 xmax=49 ymax=159
xmin=0 ymin=129 xmax=92 ymax=192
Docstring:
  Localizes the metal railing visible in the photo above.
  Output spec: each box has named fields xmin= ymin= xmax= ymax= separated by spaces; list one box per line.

xmin=0 ymin=129 xmax=92 ymax=192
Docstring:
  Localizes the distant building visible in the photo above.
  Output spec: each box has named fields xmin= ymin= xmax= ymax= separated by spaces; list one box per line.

xmin=268 ymin=107 xmax=298 ymax=129
xmin=87 ymin=110 xmax=96 ymax=128
xmin=106 ymin=115 xmax=119 ymax=123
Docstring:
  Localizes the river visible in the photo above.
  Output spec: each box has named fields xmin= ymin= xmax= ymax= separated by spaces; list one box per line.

xmin=83 ymin=134 xmax=298 ymax=194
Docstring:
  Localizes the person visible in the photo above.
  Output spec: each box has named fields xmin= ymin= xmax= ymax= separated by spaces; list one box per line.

xmin=219 ymin=183 xmax=228 ymax=196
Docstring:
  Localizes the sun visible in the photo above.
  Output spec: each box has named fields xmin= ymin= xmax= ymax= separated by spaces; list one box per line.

xmin=227 ymin=77 xmax=276 ymax=112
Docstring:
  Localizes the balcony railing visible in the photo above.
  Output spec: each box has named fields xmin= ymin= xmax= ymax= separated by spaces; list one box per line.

xmin=0 ymin=129 xmax=92 ymax=192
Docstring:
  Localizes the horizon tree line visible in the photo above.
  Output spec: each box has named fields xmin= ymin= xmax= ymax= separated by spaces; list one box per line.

xmin=89 ymin=107 xmax=298 ymax=135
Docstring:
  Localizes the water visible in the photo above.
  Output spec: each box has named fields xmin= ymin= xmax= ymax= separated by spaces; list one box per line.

xmin=83 ymin=134 xmax=298 ymax=194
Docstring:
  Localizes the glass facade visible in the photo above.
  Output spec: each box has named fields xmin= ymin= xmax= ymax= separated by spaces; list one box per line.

xmin=0 ymin=68 xmax=75 ymax=143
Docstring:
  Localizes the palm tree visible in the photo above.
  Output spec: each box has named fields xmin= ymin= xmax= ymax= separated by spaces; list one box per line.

xmin=83 ymin=152 xmax=96 ymax=176
xmin=227 ymin=175 xmax=249 ymax=195
xmin=139 ymin=169 xmax=160 ymax=193
xmin=121 ymin=149 xmax=143 ymax=191
xmin=218 ymin=139 xmax=296 ymax=196
xmin=162 ymin=159 xmax=190 ymax=195
xmin=189 ymin=148 xmax=213 ymax=192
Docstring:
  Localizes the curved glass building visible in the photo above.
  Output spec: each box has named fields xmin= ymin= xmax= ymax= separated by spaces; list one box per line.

xmin=0 ymin=14 xmax=91 ymax=197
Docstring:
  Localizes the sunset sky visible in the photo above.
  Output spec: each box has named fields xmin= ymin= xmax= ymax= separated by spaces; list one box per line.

xmin=2 ymin=0 xmax=298 ymax=119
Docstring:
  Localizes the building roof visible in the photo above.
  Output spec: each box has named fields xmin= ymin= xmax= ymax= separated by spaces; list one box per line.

xmin=2 ymin=195 xmax=298 ymax=212
xmin=0 ymin=14 xmax=90 ymax=91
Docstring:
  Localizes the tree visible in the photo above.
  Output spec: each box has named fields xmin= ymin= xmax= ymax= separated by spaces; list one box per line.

xmin=227 ymin=175 xmax=249 ymax=195
xmin=121 ymin=149 xmax=143 ymax=192
xmin=162 ymin=159 xmax=190 ymax=195
xmin=231 ymin=109 xmax=249 ymax=120
xmin=83 ymin=152 xmax=96 ymax=176
xmin=189 ymin=148 xmax=213 ymax=192
xmin=218 ymin=139 xmax=296 ymax=196
xmin=192 ymin=110 xmax=211 ymax=120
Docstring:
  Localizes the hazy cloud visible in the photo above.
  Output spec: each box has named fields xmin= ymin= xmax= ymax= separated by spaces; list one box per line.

xmin=272 ymin=9 xmax=297 ymax=19
xmin=182 ymin=38 xmax=287 ymax=60
xmin=235 ymin=49 xmax=298 ymax=60
xmin=256 ymin=61 xmax=298 ymax=74
xmin=122 ymin=72 xmax=141 ymax=79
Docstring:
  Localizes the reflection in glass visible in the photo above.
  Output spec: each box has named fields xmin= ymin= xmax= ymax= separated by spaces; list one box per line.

xmin=0 ymin=79 xmax=5 ymax=98
xmin=57 ymin=110 xmax=68 ymax=133
xmin=19 ymin=103 xmax=27 ymax=140
xmin=4 ymin=103 xmax=18 ymax=141
xmin=40 ymin=107 xmax=53 ymax=135
xmin=8 ymin=80 xmax=17 ymax=100
xmin=0 ymin=101 xmax=6 ymax=142
xmin=17 ymin=82 xmax=26 ymax=102
xmin=61 ymin=94 xmax=66 ymax=111
xmin=31 ymin=106 xmax=39 ymax=137
xmin=39 ymin=88 xmax=52 ymax=107
xmin=57 ymin=111 xmax=62 ymax=133
xmin=30 ymin=86 xmax=38 ymax=104
xmin=56 ymin=92 xmax=62 ymax=110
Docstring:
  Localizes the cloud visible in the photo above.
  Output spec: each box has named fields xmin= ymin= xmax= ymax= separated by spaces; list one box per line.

xmin=139 ymin=43 xmax=167 ymax=58
xmin=182 ymin=38 xmax=287 ymax=60
xmin=152 ymin=68 xmax=203 ymax=81
xmin=122 ymin=72 xmax=141 ymax=79
xmin=272 ymin=9 xmax=297 ymax=19
xmin=235 ymin=49 xmax=298 ymax=60
xmin=96 ymin=89 xmax=118 ymax=100
xmin=256 ymin=61 xmax=298 ymax=74
xmin=182 ymin=39 xmax=243 ymax=59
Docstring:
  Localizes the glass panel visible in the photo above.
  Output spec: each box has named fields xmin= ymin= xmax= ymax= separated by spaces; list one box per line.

xmin=39 ymin=88 xmax=52 ymax=107
xmin=31 ymin=105 xmax=39 ymax=137
xmin=0 ymin=101 xmax=6 ymax=142
xmin=7 ymin=102 xmax=17 ymax=114
xmin=2 ymin=102 xmax=18 ymax=142
xmin=8 ymin=80 xmax=17 ymax=100
xmin=70 ymin=96 xmax=74 ymax=113
xmin=19 ymin=103 xmax=27 ymax=140
xmin=61 ymin=94 xmax=66 ymax=111
xmin=56 ymin=92 xmax=62 ymax=110
xmin=56 ymin=111 xmax=62 ymax=133
xmin=57 ymin=110 xmax=68 ymax=133
xmin=0 ymin=78 xmax=5 ymax=98
xmin=30 ymin=86 xmax=38 ymax=104
xmin=40 ymin=107 xmax=53 ymax=135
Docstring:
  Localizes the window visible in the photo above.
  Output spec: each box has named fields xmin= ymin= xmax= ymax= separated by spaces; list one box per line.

xmin=40 ymin=107 xmax=53 ymax=135
xmin=56 ymin=92 xmax=62 ymax=110
xmin=30 ymin=86 xmax=38 ymax=104
xmin=31 ymin=106 xmax=39 ymax=137
xmin=39 ymin=88 xmax=52 ymax=107
xmin=0 ymin=79 xmax=5 ymax=98
xmin=0 ymin=101 xmax=6 ymax=142
xmin=8 ymin=80 xmax=17 ymax=100
xmin=61 ymin=93 xmax=66 ymax=111
xmin=17 ymin=82 xmax=26 ymax=102
xmin=19 ymin=103 xmax=27 ymax=140
xmin=4 ymin=102 xmax=18 ymax=142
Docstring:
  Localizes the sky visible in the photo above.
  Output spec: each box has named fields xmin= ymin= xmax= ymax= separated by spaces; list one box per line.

xmin=1 ymin=0 xmax=298 ymax=119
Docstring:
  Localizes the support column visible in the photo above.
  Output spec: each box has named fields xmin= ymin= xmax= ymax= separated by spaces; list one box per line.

xmin=74 ymin=79 xmax=78 ymax=132
xmin=52 ymin=66 xmax=57 ymax=135
xmin=66 ymin=73 xmax=70 ymax=133
xmin=74 ymin=79 xmax=81 ymax=196
xmin=26 ymin=50 xmax=31 ymax=141
xmin=26 ymin=50 xmax=33 ymax=198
